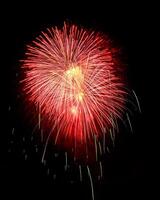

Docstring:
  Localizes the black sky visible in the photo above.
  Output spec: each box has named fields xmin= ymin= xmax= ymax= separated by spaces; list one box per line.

xmin=2 ymin=2 xmax=152 ymax=200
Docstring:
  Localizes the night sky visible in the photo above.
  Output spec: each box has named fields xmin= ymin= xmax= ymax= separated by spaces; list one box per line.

xmin=2 ymin=2 xmax=152 ymax=199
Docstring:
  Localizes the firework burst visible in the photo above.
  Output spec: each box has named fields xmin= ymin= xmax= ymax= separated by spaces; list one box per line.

xmin=21 ymin=22 xmax=127 ymax=162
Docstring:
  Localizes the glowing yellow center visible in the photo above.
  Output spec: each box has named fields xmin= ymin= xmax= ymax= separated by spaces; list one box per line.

xmin=65 ymin=66 xmax=84 ymax=115
xmin=76 ymin=92 xmax=84 ymax=101
xmin=71 ymin=106 xmax=77 ymax=115
xmin=65 ymin=66 xmax=84 ymax=83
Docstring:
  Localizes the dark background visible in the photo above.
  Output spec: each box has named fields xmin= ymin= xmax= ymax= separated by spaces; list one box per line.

xmin=2 ymin=2 xmax=152 ymax=199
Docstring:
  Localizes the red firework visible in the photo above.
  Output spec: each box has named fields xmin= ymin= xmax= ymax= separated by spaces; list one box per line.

xmin=21 ymin=22 xmax=126 ymax=162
